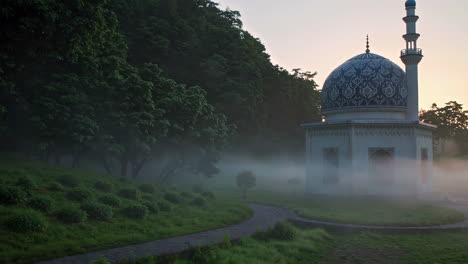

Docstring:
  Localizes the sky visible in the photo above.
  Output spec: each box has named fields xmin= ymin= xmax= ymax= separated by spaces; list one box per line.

xmin=216 ymin=0 xmax=468 ymax=110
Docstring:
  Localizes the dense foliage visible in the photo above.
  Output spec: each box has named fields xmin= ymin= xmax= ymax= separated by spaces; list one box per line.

xmin=0 ymin=0 xmax=321 ymax=181
xmin=236 ymin=171 xmax=256 ymax=199
xmin=420 ymin=101 xmax=468 ymax=155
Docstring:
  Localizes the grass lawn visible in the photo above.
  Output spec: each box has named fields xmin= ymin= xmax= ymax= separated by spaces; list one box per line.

xmin=224 ymin=189 xmax=465 ymax=226
xmin=124 ymin=224 xmax=468 ymax=264
xmin=328 ymin=230 xmax=468 ymax=264
xmin=0 ymin=157 xmax=252 ymax=264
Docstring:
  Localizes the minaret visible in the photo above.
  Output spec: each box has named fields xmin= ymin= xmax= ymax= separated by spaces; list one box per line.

xmin=401 ymin=0 xmax=423 ymax=121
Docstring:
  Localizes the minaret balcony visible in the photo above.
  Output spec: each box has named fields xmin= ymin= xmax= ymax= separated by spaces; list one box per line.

xmin=401 ymin=48 xmax=422 ymax=57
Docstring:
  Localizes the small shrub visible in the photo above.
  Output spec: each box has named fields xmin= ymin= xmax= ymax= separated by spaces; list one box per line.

xmin=15 ymin=176 xmax=36 ymax=193
xmin=142 ymin=201 xmax=159 ymax=214
xmin=5 ymin=209 xmax=47 ymax=233
xmin=67 ymin=187 xmax=92 ymax=202
xmin=58 ymin=174 xmax=80 ymax=187
xmin=119 ymin=177 xmax=130 ymax=184
xmin=191 ymin=197 xmax=207 ymax=207
xmin=94 ymin=181 xmax=112 ymax=192
xmin=0 ymin=185 xmax=27 ymax=205
xmin=28 ymin=196 xmax=53 ymax=212
xmin=122 ymin=204 xmax=148 ymax=219
xmin=139 ymin=184 xmax=155 ymax=194
xmin=268 ymin=222 xmax=297 ymax=241
xmin=98 ymin=194 xmax=121 ymax=208
xmin=157 ymin=201 xmax=172 ymax=212
xmin=142 ymin=194 xmax=154 ymax=201
xmin=192 ymin=185 xmax=204 ymax=193
xmin=180 ymin=191 xmax=193 ymax=199
xmin=92 ymin=256 xmax=110 ymax=264
xmin=117 ymin=188 xmax=139 ymax=200
xmin=81 ymin=201 xmax=113 ymax=221
xmin=47 ymin=182 xmax=63 ymax=192
xmin=201 ymin=191 xmax=215 ymax=199
xmin=164 ymin=192 xmax=181 ymax=204
xmin=54 ymin=206 xmax=87 ymax=224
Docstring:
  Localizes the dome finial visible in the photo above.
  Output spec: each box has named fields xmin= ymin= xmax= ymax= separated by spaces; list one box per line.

xmin=366 ymin=35 xmax=370 ymax=53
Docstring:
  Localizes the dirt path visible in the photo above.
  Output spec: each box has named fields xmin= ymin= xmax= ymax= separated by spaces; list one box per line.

xmin=37 ymin=202 xmax=468 ymax=264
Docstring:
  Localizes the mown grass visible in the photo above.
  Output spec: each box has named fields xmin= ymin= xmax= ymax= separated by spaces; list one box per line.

xmin=117 ymin=223 xmax=334 ymax=264
xmin=329 ymin=230 xmax=468 ymax=264
xmin=0 ymin=157 xmax=252 ymax=264
xmin=123 ymin=227 xmax=468 ymax=264
xmin=219 ymin=188 xmax=465 ymax=226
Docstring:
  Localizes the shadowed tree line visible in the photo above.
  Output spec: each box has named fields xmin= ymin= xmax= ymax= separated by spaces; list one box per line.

xmin=420 ymin=101 xmax=468 ymax=156
xmin=0 ymin=0 xmax=321 ymax=180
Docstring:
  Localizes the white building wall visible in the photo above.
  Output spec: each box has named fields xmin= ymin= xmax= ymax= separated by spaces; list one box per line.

xmin=305 ymin=123 xmax=434 ymax=198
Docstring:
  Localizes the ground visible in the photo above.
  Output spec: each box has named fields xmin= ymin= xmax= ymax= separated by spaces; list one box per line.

xmin=0 ymin=157 xmax=252 ymax=264
xmin=238 ymin=190 xmax=465 ymax=226
xmin=2 ymin=157 xmax=468 ymax=264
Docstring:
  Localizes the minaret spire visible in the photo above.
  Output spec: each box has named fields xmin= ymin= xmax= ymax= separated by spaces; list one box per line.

xmin=401 ymin=0 xmax=423 ymax=121
xmin=366 ymin=35 xmax=370 ymax=53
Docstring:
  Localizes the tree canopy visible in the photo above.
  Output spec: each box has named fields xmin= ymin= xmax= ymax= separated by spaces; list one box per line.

xmin=0 ymin=0 xmax=321 ymax=180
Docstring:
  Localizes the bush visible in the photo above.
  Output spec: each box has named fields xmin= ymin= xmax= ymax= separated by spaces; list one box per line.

xmin=180 ymin=191 xmax=193 ymax=199
xmin=122 ymin=204 xmax=148 ymax=220
xmin=28 ymin=196 xmax=53 ymax=212
xmin=5 ymin=209 xmax=47 ymax=233
xmin=157 ymin=201 xmax=172 ymax=212
xmin=58 ymin=174 xmax=80 ymax=187
xmin=142 ymin=194 xmax=154 ymax=201
xmin=81 ymin=201 xmax=113 ymax=221
xmin=15 ymin=176 xmax=36 ymax=193
xmin=92 ymin=256 xmax=110 ymax=264
xmin=0 ymin=185 xmax=27 ymax=205
xmin=163 ymin=192 xmax=181 ymax=204
xmin=260 ymin=222 xmax=297 ymax=241
xmin=67 ymin=187 xmax=92 ymax=202
xmin=54 ymin=206 xmax=87 ymax=224
xmin=94 ymin=181 xmax=112 ymax=192
xmin=191 ymin=197 xmax=207 ymax=207
xmin=142 ymin=201 xmax=159 ymax=214
xmin=192 ymin=185 xmax=204 ymax=193
xmin=118 ymin=177 xmax=130 ymax=184
xmin=201 ymin=191 xmax=215 ymax=199
xmin=139 ymin=184 xmax=155 ymax=194
xmin=117 ymin=188 xmax=139 ymax=200
xmin=98 ymin=194 xmax=121 ymax=208
xmin=47 ymin=182 xmax=63 ymax=192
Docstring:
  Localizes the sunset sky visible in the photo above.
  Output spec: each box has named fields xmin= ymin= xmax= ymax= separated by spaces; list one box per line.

xmin=216 ymin=0 xmax=468 ymax=110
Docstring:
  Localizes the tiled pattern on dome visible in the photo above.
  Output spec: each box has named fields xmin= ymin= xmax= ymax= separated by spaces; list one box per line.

xmin=322 ymin=53 xmax=408 ymax=113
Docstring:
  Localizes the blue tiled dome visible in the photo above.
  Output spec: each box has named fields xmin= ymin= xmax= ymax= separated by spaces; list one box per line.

xmin=405 ymin=0 xmax=416 ymax=7
xmin=321 ymin=53 xmax=408 ymax=114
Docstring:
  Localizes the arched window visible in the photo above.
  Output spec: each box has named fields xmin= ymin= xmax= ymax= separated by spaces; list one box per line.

xmin=369 ymin=148 xmax=395 ymax=184
xmin=323 ymin=148 xmax=339 ymax=184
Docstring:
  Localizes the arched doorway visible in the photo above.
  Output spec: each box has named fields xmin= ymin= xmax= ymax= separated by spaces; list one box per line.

xmin=369 ymin=148 xmax=395 ymax=184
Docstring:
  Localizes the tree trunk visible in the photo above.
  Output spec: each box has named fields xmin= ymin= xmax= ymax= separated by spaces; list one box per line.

xmin=72 ymin=153 xmax=81 ymax=168
xmin=131 ymin=158 xmax=147 ymax=179
xmin=120 ymin=155 xmax=128 ymax=178
xmin=54 ymin=153 xmax=61 ymax=165
xmin=101 ymin=156 xmax=113 ymax=175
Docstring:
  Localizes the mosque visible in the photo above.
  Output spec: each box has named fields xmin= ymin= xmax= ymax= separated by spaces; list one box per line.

xmin=303 ymin=0 xmax=434 ymax=197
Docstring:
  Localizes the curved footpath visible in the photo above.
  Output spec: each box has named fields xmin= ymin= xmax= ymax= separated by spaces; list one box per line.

xmin=37 ymin=202 xmax=468 ymax=264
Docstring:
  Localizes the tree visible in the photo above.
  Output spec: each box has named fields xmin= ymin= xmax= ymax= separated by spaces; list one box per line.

xmin=236 ymin=171 xmax=256 ymax=199
xmin=420 ymin=101 xmax=468 ymax=155
xmin=287 ymin=177 xmax=302 ymax=197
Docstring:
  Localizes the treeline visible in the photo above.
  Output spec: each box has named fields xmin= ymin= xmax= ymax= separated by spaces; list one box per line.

xmin=0 ymin=0 xmax=321 ymax=180
xmin=420 ymin=101 xmax=468 ymax=156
